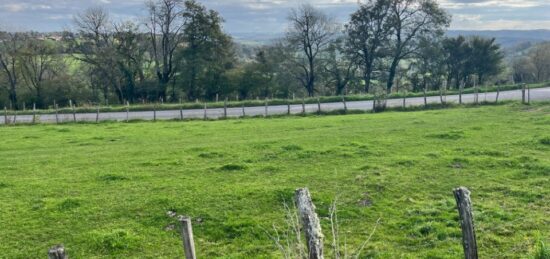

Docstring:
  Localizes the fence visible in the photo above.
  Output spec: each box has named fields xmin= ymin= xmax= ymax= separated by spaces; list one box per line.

xmin=47 ymin=187 xmax=480 ymax=259
xmin=2 ymin=87 xmax=544 ymax=125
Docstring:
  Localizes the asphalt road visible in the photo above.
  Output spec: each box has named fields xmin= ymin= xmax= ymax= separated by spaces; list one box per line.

xmin=2 ymin=87 xmax=550 ymax=124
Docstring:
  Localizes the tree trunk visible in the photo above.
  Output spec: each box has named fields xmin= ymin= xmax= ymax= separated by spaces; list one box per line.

xmin=386 ymin=59 xmax=399 ymax=94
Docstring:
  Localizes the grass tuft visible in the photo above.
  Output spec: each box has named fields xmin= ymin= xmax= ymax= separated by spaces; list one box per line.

xmin=219 ymin=164 xmax=247 ymax=171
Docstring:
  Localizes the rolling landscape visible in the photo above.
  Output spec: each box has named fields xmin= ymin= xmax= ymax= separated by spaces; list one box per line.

xmin=1 ymin=0 xmax=549 ymax=258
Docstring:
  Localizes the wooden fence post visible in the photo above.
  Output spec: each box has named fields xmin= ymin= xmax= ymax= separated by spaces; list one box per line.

xmin=453 ymin=187 xmax=478 ymax=259
xmin=423 ymin=86 xmax=428 ymax=107
xmin=3 ymin=106 xmax=7 ymax=125
xmin=32 ymin=103 xmax=36 ymax=124
xmin=474 ymin=80 xmax=479 ymax=104
xmin=317 ymin=98 xmax=321 ymax=114
xmin=302 ymin=98 xmax=306 ymax=114
xmin=522 ymin=84 xmax=526 ymax=104
xmin=153 ymin=104 xmax=157 ymax=121
xmin=13 ymin=109 xmax=17 ymax=125
xmin=287 ymin=100 xmax=291 ymax=115
xmin=224 ymin=98 xmax=228 ymax=119
xmin=96 ymin=104 xmax=100 ymax=123
xmin=54 ymin=101 xmax=59 ymax=124
xmin=203 ymin=103 xmax=207 ymax=120
xmin=48 ymin=244 xmax=67 ymax=259
xmin=70 ymin=100 xmax=76 ymax=122
xmin=264 ymin=99 xmax=268 ymax=117
xmin=295 ymin=188 xmax=324 ymax=259
xmin=527 ymin=84 xmax=531 ymax=104
xmin=458 ymin=82 xmax=463 ymax=104
xmin=342 ymin=96 xmax=347 ymax=113
xmin=126 ymin=101 xmax=130 ymax=122
xmin=179 ymin=216 xmax=197 ymax=259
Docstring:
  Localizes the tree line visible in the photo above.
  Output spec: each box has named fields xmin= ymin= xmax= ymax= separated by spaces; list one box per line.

xmin=0 ymin=0 xmax=542 ymax=110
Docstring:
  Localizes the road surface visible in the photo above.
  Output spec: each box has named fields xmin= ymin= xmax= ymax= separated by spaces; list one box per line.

xmin=2 ymin=87 xmax=550 ymax=124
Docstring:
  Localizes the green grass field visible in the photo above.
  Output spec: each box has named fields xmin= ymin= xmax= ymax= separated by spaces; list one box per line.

xmin=0 ymin=102 xmax=549 ymax=258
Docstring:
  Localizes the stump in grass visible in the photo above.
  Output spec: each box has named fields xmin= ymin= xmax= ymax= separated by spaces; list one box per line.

xmin=48 ymin=245 xmax=67 ymax=259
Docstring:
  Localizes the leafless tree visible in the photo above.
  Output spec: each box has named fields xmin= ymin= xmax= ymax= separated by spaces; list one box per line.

xmin=145 ymin=0 xmax=185 ymax=100
xmin=386 ymin=0 xmax=450 ymax=93
xmin=0 ymin=32 xmax=26 ymax=108
xmin=528 ymin=43 xmax=550 ymax=82
xmin=286 ymin=4 xmax=336 ymax=97
xmin=20 ymin=39 xmax=62 ymax=108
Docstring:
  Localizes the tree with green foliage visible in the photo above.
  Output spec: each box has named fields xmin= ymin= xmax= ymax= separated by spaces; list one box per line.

xmin=324 ymin=38 xmax=358 ymax=95
xmin=468 ymin=36 xmax=503 ymax=85
xmin=443 ymin=36 xmax=471 ymax=89
xmin=346 ymin=0 xmax=392 ymax=93
xmin=178 ymin=0 xmax=235 ymax=101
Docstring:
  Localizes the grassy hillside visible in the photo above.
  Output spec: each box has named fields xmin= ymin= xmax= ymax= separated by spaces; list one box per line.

xmin=0 ymin=102 xmax=549 ymax=258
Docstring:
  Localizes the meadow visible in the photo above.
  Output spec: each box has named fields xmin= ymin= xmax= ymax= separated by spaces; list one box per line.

xmin=0 ymin=102 xmax=549 ymax=258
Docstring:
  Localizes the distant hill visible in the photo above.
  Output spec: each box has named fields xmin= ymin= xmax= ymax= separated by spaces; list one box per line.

xmin=447 ymin=30 xmax=550 ymax=49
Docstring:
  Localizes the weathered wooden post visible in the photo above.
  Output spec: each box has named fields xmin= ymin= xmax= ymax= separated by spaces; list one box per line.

xmin=3 ymin=106 xmax=7 ymax=125
xmin=459 ymin=82 xmax=464 ymax=104
xmin=70 ymin=100 xmax=76 ymax=122
xmin=203 ymin=103 xmax=207 ymax=120
xmin=342 ymin=96 xmax=348 ymax=113
xmin=295 ymin=188 xmax=324 ymax=259
xmin=48 ymin=244 xmax=67 ymax=259
xmin=224 ymin=98 xmax=228 ymax=119
xmin=126 ymin=101 xmax=130 ymax=122
xmin=32 ymin=103 xmax=36 ymax=124
xmin=215 ymin=93 xmax=219 ymax=103
xmin=179 ymin=216 xmax=197 ymax=259
xmin=96 ymin=104 xmax=100 ymax=123
xmin=522 ymin=83 xmax=526 ymax=104
xmin=423 ymin=86 xmax=428 ymax=107
xmin=264 ymin=99 xmax=268 ymax=117
xmin=180 ymin=104 xmax=184 ymax=120
xmin=474 ymin=79 xmax=479 ymax=104
xmin=302 ymin=97 xmax=306 ymax=114
xmin=527 ymin=84 xmax=531 ymax=104
xmin=153 ymin=104 xmax=157 ymax=121
xmin=317 ymin=98 xmax=321 ymax=114
xmin=453 ymin=187 xmax=478 ymax=259
xmin=54 ymin=101 xmax=59 ymax=124
xmin=287 ymin=100 xmax=291 ymax=115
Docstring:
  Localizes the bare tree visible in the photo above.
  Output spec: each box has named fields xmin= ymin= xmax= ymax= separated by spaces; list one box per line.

xmin=0 ymin=32 xmax=26 ymax=108
xmin=386 ymin=0 xmax=450 ymax=93
xmin=20 ymin=39 xmax=62 ymax=108
xmin=145 ymin=0 xmax=185 ymax=100
xmin=286 ymin=4 xmax=336 ymax=97
xmin=72 ymin=7 xmax=122 ymax=103
xmin=528 ymin=43 xmax=550 ymax=82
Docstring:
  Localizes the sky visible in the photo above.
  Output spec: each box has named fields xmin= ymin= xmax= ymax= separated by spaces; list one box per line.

xmin=1 ymin=0 xmax=549 ymax=35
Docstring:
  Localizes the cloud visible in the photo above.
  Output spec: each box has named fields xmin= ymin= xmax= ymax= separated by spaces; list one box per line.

xmin=0 ymin=0 xmax=549 ymax=32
